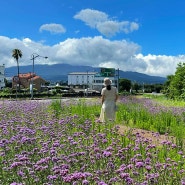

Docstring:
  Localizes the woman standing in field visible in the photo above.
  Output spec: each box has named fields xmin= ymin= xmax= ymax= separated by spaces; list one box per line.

xmin=99 ymin=78 xmax=118 ymax=122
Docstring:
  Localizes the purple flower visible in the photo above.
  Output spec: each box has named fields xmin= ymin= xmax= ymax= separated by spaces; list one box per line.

xmin=82 ymin=179 xmax=89 ymax=185
xmin=135 ymin=161 xmax=144 ymax=168
xmin=103 ymin=151 xmax=112 ymax=157
xmin=125 ymin=177 xmax=133 ymax=184
xmin=36 ymin=157 xmax=50 ymax=165
xmin=120 ymin=173 xmax=130 ymax=179
xmin=47 ymin=175 xmax=57 ymax=180
xmin=63 ymin=172 xmax=87 ymax=182
xmin=178 ymin=151 xmax=183 ymax=155
xmin=109 ymin=177 xmax=118 ymax=183
xmin=10 ymin=162 xmax=23 ymax=168
xmin=127 ymin=164 xmax=133 ymax=169
xmin=145 ymin=165 xmax=152 ymax=171
xmin=98 ymin=181 xmax=108 ymax=185
xmin=17 ymin=170 xmax=25 ymax=177
xmin=107 ymin=162 xmax=115 ymax=169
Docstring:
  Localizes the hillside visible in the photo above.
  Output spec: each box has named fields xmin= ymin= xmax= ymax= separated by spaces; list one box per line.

xmin=5 ymin=64 xmax=166 ymax=84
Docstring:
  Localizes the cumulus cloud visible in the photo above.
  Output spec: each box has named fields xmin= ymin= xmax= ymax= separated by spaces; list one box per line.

xmin=74 ymin=9 xmax=139 ymax=37
xmin=0 ymin=36 xmax=53 ymax=68
xmin=133 ymin=54 xmax=180 ymax=77
xmin=0 ymin=35 xmax=180 ymax=77
xmin=74 ymin=9 xmax=108 ymax=28
xmin=39 ymin=23 xmax=66 ymax=34
xmin=53 ymin=36 xmax=140 ymax=67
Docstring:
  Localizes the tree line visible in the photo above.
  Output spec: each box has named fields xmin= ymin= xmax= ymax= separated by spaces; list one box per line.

xmin=118 ymin=78 xmax=163 ymax=94
xmin=163 ymin=62 xmax=185 ymax=100
xmin=119 ymin=62 xmax=185 ymax=100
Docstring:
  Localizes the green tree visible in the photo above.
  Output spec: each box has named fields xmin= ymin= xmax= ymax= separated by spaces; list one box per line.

xmin=12 ymin=49 xmax=22 ymax=91
xmin=163 ymin=75 xmax=174 ymax=97
xmin=132 ymin=82 xmax=140 ymax=92
xmin=154 ymin=84 xmax=163 ymax=93
xmin=166 ymin=62 xmax=185 ymax=99
xmin=4 ymin=78 xmax=12 ymax=88
xmin=119 ymin=78 xmax=132 ymax=92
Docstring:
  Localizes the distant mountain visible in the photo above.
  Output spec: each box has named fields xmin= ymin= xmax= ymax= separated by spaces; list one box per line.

xmin=5 ymin=63 xmax=166 ymax=84
xmin=119 ymin=71 xmax=166 ymax=84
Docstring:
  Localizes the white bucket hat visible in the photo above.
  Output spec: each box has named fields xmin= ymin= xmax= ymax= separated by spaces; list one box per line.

xmin=103 ymin=78 xmax=112 ymax=86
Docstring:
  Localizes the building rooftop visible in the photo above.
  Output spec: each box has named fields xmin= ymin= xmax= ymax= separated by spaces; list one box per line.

xmin=68 ymin=72 xmax=98 ymax=75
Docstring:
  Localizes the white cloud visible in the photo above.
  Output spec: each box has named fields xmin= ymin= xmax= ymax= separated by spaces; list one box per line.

xmin=53 ymin=36 xmax=140 ymax=67
xmin=96 ymin=21 xmax=121 ymax=37
xmin=0 ymin=36 xmax=53 ymax=68
xmin=130 ymin=22 xmax=139 ymax=32
xmin=74 ymin=9 xmax=139 ymax=37
xmin=134 ymin=54 xmax=179 ymax=77
xmin=0 ymin=35 xmax=181 ymax=77
xmin=74 ymin=9 xmax=108 ymax=28
xmin=39 ymin=23 xmax=66 ymax=34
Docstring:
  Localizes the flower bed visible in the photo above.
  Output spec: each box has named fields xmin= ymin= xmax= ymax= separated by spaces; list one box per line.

xmin=0 ymin=99 xmax=185 ymax=184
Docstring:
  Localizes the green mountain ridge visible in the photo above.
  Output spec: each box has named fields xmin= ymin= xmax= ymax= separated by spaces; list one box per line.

xmin=5 ymin=63 xmax=166 ymax=84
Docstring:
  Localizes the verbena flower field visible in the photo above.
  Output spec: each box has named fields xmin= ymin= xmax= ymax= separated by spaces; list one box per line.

xmin=1 ymin=96 xmax=185 ymax=185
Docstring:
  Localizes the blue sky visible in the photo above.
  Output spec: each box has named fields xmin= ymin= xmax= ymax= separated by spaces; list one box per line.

xmin=0 ymin=0 xmax=185 ymax=77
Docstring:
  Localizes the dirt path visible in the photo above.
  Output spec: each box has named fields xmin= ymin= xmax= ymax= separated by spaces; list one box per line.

xmin=117 ymin=125 xmax=175 ymax=146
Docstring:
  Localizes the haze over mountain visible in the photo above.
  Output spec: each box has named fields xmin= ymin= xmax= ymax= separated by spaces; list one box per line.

xmin=5 ymin=64 xmax=166 ymax=84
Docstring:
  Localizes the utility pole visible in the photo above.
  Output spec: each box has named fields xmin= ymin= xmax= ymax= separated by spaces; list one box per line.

xmin=117 ymin=68 xmax=119 ymax=93
xmin=30 ymin=53 xmax=48 ymax=99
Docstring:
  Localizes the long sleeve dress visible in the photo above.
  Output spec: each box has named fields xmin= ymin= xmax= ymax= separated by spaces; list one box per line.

xmin=99 ymin=86 xmax=118 ymax=122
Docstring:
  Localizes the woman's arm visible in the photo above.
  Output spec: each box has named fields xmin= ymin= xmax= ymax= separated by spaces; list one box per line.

xmin=101 ymin=95 xmax=105 ymax=104
xmin=115 ymin=94 xmax=118 ymax=102
xmin=115 ymin=87 xmax=118 ymax=102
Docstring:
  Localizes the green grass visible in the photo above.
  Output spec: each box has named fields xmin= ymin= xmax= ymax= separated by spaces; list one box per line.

xmin=142 ymin=93 xmax=185 ymax=107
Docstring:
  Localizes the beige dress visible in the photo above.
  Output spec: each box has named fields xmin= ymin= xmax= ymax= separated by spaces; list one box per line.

xmin=99 ymin=86 xmax=118 ymax=122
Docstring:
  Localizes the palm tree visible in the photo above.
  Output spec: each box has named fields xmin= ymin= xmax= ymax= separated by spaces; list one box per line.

xmin=12 ymin=49 xmax=22 ymax=91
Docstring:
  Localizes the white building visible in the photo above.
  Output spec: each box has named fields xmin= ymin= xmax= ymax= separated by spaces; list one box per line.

xmin=68 ymin=72 xmax=97 ymax=89
xmin=0 ymin=64 xmax=5 ymax=89
xmin=68 ymin=70 xmax=118 ymax=91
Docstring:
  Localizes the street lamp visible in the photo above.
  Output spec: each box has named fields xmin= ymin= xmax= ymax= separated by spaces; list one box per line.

xmin=30 ymin=53 xmax=48 ymax=99
xmin=117 ymin=68 xmax=119 ymax=93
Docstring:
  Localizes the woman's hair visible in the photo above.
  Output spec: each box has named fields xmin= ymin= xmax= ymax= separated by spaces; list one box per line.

xmin=106 ymin=84 xmax=111 ymax=90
